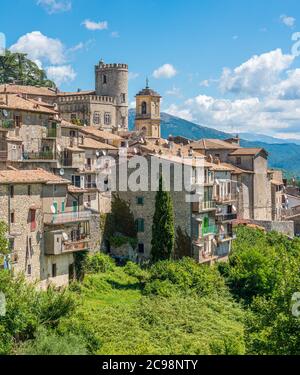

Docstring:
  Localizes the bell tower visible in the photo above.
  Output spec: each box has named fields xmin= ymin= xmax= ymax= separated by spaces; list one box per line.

xmin=135 ymin=79 xmax=161 ymax=138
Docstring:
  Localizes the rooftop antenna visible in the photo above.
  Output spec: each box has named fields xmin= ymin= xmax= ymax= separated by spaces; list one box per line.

xmin=146 ymin=77 xmax=149 ymax=89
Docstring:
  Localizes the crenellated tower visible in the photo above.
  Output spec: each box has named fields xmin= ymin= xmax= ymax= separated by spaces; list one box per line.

xmin=95 ymin=60 xmax=128 ymax=129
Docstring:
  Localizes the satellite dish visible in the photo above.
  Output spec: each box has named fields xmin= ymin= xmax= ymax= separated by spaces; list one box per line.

xmin=96 ymin=151 xmax=100 ymax=158
xmin=59 ymin=168 xmax=65 ymax=176
xmin=133 ymin=148 xmax=138 ymax=154
xmin=50 ymin=204 xmax=56 ymax=214
xmin=102 ymin=150 xmax=107 ymax=156
xmin=236 ymin=186 xmax=240 ymax=193
xmin=57 ymin=144 xmax=62 ymax=152
xmin=62 ymin=232 xmax=69 ymax=241
xmin=2 ymin=110 xmax=8 ymax=118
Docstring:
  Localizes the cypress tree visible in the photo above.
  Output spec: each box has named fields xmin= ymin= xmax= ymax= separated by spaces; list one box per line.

xmin=151 ymin=177 xmax=175 ymax=262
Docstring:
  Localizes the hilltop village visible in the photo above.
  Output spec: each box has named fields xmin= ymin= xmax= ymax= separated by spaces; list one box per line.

xmin=0 ymin=59 xmax=293 ymax=288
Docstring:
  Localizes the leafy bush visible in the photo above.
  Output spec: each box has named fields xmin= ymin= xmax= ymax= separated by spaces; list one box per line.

xmin=84 ymin=253 xmax=115 ymax=274
xmin=16 ymin=327 xmax=87 ymax=355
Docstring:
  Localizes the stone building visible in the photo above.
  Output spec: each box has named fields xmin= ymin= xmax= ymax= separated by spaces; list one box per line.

xmin=0 ymin=169 xmax=92 ymax=288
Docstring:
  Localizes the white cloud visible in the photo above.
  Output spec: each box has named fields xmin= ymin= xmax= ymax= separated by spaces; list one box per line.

xmin=111 ymin=31 xmax=120 ymax=38
xmin=10 ymin=31 xmax=65 ymax=65
xmin=153 ymin=64 xmax=177 ymax=79
xmin=280 ymin=14 xmax=296 ymax=28
xmin=82 ymin=19 xmax=108 ymax=31
xmin=129 ymin=101 xmax=136 ymax=109
xmin=128 ymin=72 xmax=139 ymax=80
xmin=45 ymin=65 xmax=76 ymax=85
xmin=67 ymin=42 xmax=84 ymax=53
xmin=37 ymin=0 xmax=71 ymax=14
xmin=165 ymin=86 xmax=181 ymax=97
xmin=199 ymin=79 xmax=210 ymax=87
xmin=220 ymin=49 xmax=294 ymax=95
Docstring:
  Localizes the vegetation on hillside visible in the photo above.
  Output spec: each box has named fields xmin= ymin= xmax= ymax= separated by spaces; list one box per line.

xmin=0 ymin=51 xmax=55 ymax=88
xmin=1 ymin=225 xmax=300 ymax=355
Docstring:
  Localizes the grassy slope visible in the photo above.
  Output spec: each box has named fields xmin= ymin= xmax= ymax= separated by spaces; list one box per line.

xmin=62 ymin=266 xmax=245 ymax=355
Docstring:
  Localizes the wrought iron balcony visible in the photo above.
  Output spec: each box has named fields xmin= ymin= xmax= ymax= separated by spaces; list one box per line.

xmin=44 ymin=210 xmax=92 ymax=225
xmin=216 ymin=213 xmax=237 ymax=222
xmin=22 ymin=151 xmax=56 ymax=161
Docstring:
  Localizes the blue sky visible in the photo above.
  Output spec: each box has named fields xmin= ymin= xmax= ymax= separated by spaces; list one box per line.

xmin=1 ymin=0 xmax=300 ymax=138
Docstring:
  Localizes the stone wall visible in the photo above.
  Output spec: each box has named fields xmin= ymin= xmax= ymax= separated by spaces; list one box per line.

xmin=249 ymin=219 xmax=295 ymax=237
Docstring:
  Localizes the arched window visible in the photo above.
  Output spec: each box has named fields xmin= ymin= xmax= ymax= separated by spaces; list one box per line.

xmin=141 ymin=101 xmax=147 ymax=115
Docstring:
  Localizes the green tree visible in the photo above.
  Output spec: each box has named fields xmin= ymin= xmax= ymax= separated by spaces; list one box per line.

xmin=0 ymin=222 xmax=9 ymax=267
xmin=174 ymin=226 xmax=192 ymax=259
xmin=151 ymin=177 xmax=175 ymax=262
xmin=0 ymin=50 xmax=55 ymax=88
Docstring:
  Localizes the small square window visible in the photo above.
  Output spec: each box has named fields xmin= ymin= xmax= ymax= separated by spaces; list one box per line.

xmin=136 ymin=197 xmax=144 ymax=205
xmin=28 ymin=185 xmax=31 ymax=196
xmin=138 ymin=243 xmax=144 ymax=254
xmin=236 ymin=157 xmax=241 ymax=165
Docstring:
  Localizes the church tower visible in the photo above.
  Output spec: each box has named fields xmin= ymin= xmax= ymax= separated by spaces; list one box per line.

xmin=135 ymin=79 xmax=161 ymax=138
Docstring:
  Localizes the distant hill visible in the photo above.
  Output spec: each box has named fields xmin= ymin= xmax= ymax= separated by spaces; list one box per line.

xmin=240 ymin=132 xmax=300 ymax=146
xmin=129 ymin=109 xmax=300 ymax=177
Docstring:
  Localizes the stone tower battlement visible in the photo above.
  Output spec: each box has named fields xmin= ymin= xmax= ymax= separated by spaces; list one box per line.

xmin=95 ymin=60 xmax=128 ymax=129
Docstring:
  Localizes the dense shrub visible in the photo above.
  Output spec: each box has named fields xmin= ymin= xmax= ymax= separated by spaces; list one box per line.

xmin=84 ymin=253 xmax=115 ymax=274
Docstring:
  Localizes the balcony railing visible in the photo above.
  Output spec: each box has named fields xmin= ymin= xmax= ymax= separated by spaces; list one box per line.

xmin=22 ymin=151 xmax=56 ymax=160
xmin=214 ymin=194 xmax=236 ymax=203
xmin=44 ymin=210 xmax=92 ymax=225
xmin=216 ymin=213 xmax=237 ymax=222
xmin=216 ymin=233 xmax=234 ymax=243
xmin=202 ymin=225 xmax=217 ymax=236
xmin=62 ymin=239 xmax=90 ymax=253
xmin=85 ymin=182 xmax=97 ymax=189
xmin=193 ymin=200 xmax=216 ymax=212
xmin=46 ymin=128 xmax=57 ymax=138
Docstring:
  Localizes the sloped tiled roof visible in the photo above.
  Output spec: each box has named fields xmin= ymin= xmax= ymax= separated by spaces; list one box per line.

xmin=0 ymin=84 xmax=57 ymax=96
xmin=0 ymin=168 xmax=69 ymax=184
xmin=80 ymin=127 xmax=123 ymax=141
xmin=190 ymin=139 xmax=240 ymax=150
xmin=0 ymin=94 xmax=57 ymax=114
xmin=79 ymin=138 xmax=117 ymax=150
xmin=229 ymin=148 xmax=267 ymax=156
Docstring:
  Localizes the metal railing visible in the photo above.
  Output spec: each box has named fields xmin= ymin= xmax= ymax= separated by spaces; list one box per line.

xmin=44 ymin=210 xmax=92 ymax=225
xmin=85 ymin=182 xmax=97 ymax=189
xmin=192 ymin=200 xmax=216 ymax=213
xmin=22 ymin=151 xmax=56 ymax=160
xmin=62 ymin=239 xmax=90 ymax=253
xmin=202 ymin=225 xmax=217 ymax=236
xmin=216 ymin=213 xmax=237 ymax=222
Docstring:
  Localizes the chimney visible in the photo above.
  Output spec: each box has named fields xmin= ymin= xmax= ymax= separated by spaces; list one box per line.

xmin=188 ymin=146 xmax=193 ymax=157
xmin=177 ymin=148 xmax=182 ymax=157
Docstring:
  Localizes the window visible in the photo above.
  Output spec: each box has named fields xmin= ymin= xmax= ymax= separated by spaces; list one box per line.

xmin=9 ymin=185 xmax=14 ymax=198
xmin=121 ymin=93 xmax=126 ymax=103
xmin=30 ymin=209 xmax=36 ymax=232
xmin=236 ymin=157 xmax=241 ymax=165
xmin=104 ymin=113 xmax=111 ymax=125
xmin=136 ymin=218 xmax=145 ymax=233
xmin=14 ymin=115 xmax=22 ymax=127
xmin=103 ymin=75 xmax=107 ymax=84
xmin=138 ymin=243 xmax=144 ymax=254
xmin=10 ymin=212 xmax=15 ymax=224
xmin=27 ymin=264 xmax=31 ymax=275
xmin=141 ymin=101 xmax=147 ymax=115
xmin=70 ymin=130 xmax=76 ymax=137
xmin=27 ymin=185 xmax=31 ymax=196
xmin=61 ymin=201 xmax=65 ymax=213
xmin=93 ymin=112 xmax=100 ymax=125
xmin=136 ymin=196 xmax=144 ymax=205
xmin=72 ymin=175 xmax=81 ymax=188
xmin=52 ymin=263 xmax=57 ymax=278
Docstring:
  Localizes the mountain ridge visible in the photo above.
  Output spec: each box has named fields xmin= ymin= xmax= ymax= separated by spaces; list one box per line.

xmin=128 ymin=109 xmax=300 ymax=177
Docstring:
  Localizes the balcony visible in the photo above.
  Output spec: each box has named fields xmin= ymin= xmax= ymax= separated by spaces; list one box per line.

xmin=44 ymin=210 xmax=92 ymax=225
xmin=216 ymin=233 xmax=234 ymax=243
xmin=22 ymin=151 xmax=56 ymax=161
xmin=192 ymin=200 xmax=216 ymax=213
xmin=85 ymin=181 xmax=97 ymax=189
xmin=202 ymin=225 xmax=217 ymax=236
xmin=62 ymin=238 xmax=90 ymax=253
xmin=46 ymin=128 xmax=57 ymax=138
xmin=216 ymin=213 xmax=237 ymax=223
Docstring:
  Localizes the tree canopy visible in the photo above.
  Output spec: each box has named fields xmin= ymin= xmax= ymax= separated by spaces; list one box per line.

xmin=0 ymin=50 xmax=56 ymax=88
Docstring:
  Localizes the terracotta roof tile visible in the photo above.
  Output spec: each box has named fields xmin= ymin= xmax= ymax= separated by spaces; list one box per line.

xmin=79 ymin=138 xmax=117 ymax=150
xmin=0 ymin=94 xmax=57 ymax=114
xmin=0 ymin=168 xmax=69 ymax=184
xmin=0 ymin=84 xmax=57 ymax=96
